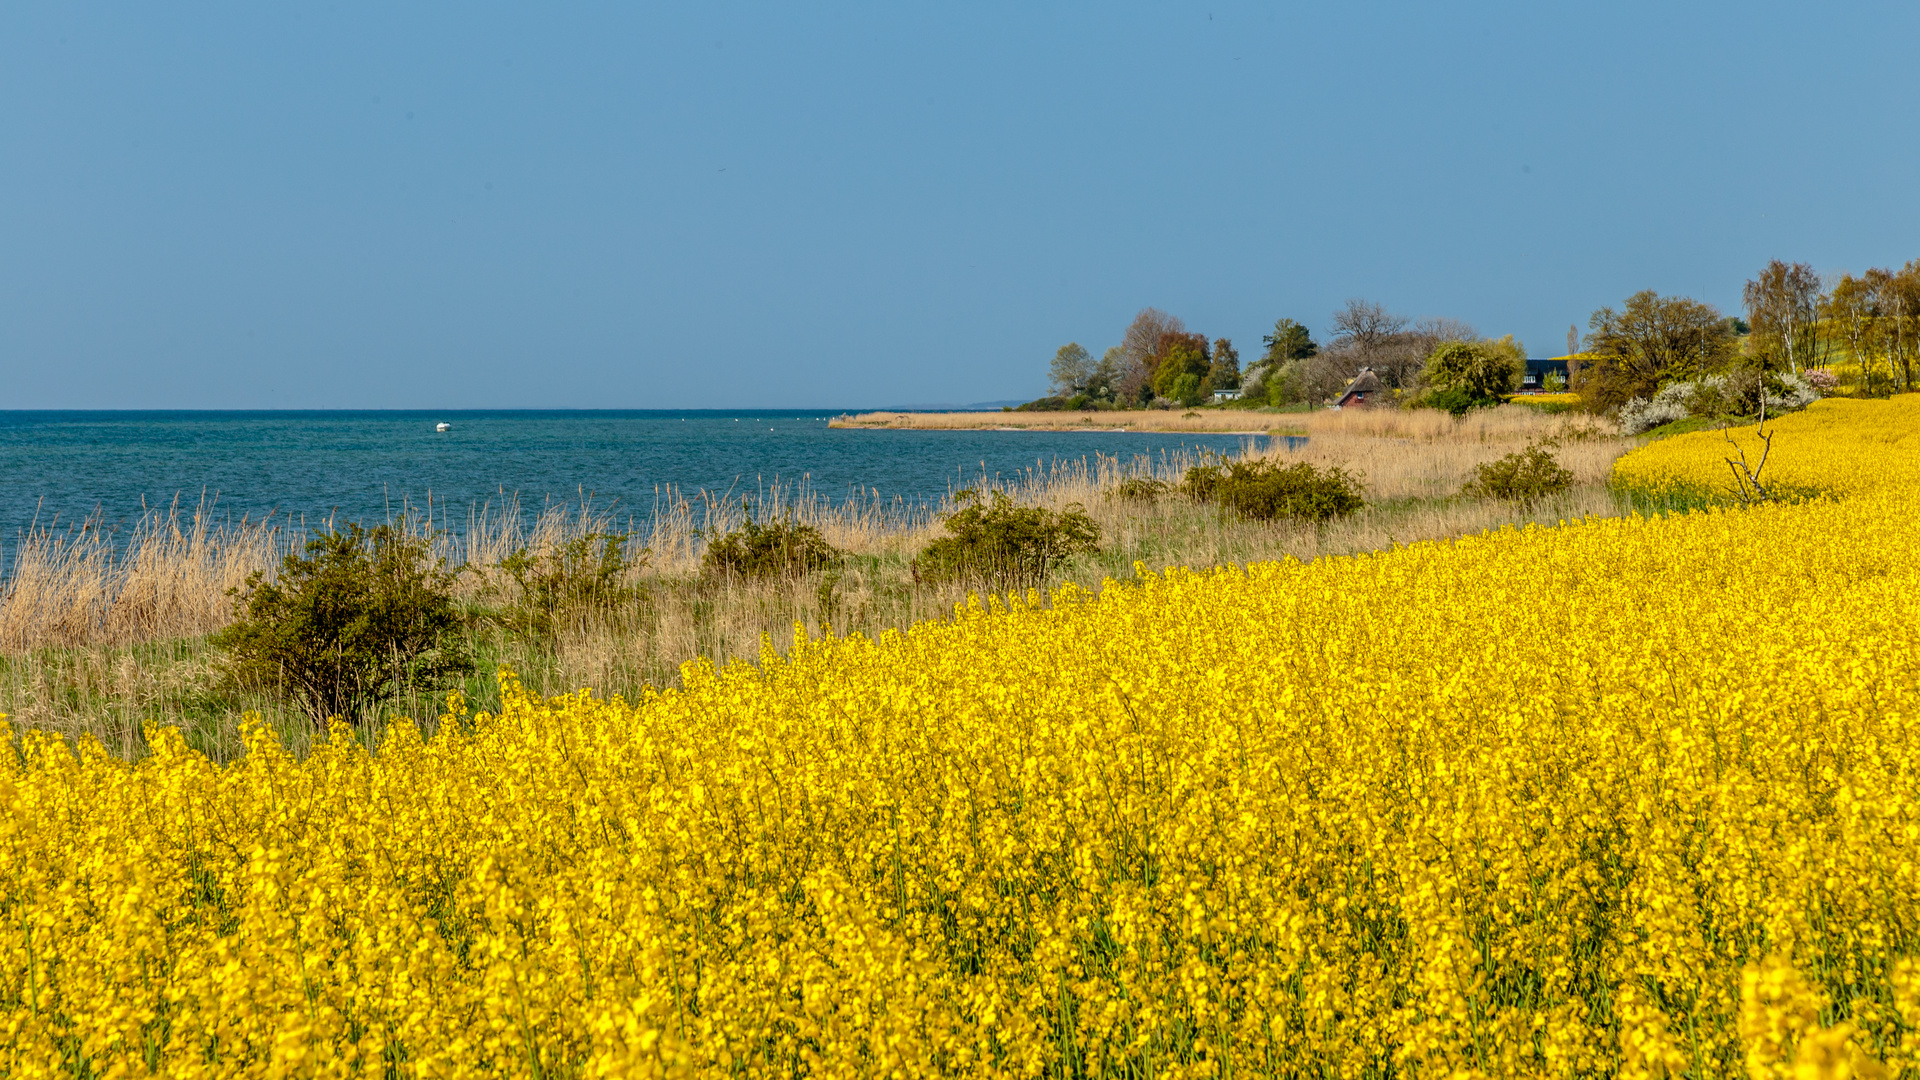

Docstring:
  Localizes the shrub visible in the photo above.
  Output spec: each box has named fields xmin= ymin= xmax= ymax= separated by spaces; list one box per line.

xmin=702 ymin=514 xmax=842 ymax=580
xmin=1105 ymin=476 xmax=1169 ymax=502
xmin=1461 ymin=443 xmax=1575 ymax=505
xmin=1421 ymin=385 xmax=1486 ymax=418
xmin=912 ymin=489 xmax=1099 ymax=591
xmin=1618 ymin=370 xmax=1821 ymax=435
xmin=216 ymin=523 xmax=469 ymax=726
xmin=1805 ymin=367 xmax=1839 ymax=393
xmin=493 ymin=532 xmax=642 ymax=638
xmin=1179 ymin=457 xmax=1364 ymax=523
xmin=1617 ymin=383 xmax=1696 ymax=435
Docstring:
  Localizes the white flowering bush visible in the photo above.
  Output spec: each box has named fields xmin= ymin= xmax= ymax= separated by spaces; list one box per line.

xmin=1618 ymin=382 xmax=1696 ymax=435
xmin=1617 ymin=371 xmax=1819 ymax=436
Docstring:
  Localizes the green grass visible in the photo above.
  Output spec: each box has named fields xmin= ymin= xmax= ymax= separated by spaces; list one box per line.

xmin=1640 ymin=415 xmax=1729 ymax=440
xmin=1511 ymin=399 xmax=1578 ymax=415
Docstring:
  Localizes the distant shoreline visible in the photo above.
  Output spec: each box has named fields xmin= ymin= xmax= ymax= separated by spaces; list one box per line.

xmin=829 ymin=410 xmax=1305 ymax=436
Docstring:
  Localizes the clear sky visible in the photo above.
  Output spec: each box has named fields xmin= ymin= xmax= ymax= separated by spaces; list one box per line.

xmin=4 ymin=2 xmax=1917 ymax=409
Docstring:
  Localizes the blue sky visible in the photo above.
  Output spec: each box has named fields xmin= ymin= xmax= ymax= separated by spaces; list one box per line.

xmin=4 ymin=2 xmax=1917 ymax=408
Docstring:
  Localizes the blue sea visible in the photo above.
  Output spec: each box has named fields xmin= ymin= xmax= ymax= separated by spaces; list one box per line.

xmin=0 ymin=410 xmax=1277 ymax=542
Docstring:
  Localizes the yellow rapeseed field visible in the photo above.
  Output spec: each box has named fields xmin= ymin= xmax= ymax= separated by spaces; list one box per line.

xmin=5 ymin=396 xmax=1920 ymax=1078
xmin=1611 ymin=396 xmax=1920 ymax=500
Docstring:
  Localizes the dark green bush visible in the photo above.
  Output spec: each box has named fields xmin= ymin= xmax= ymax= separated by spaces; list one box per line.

xmin=493 ymin=531 xmax=642 ymax=637
xmin=912 ymin=489 xmax=1100 ymax=591
xmin=1421 ymin=384 xmax=1490 ymax=417
xmin=702 ymin=515 xmax=841 ymax=579
xmin=1461 ymin=443 xmax=1574 ymax=505
xmin=1179 ymin=457 xmax=1364 ymax=523
xmin=217 ymin=523 xmax=468 ymax=726
xmin=1105 ymin=476 xmax=1169 ymax=502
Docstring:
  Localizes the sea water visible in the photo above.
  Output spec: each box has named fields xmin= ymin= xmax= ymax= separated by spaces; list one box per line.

xmin=0 ymin=410 xmax=1284 ymax=541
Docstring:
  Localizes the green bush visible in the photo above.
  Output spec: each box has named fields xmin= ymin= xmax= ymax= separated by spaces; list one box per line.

xmin=1179 ymin=457 xmax=1364 ymax=523
xmin=702 ymin=515 xmax=842 ymax=579
xmin=217 ymin=523 xmax=469 ymax=726
xmin=912 ymin=489 xmax=1100 ymax=591
xmin=1421 ymin=385 xmax=1488 ymax=418
xmin=1461 ymin=443 xmax=1574 ymax=505
xmin=1105 ymin=476 xmax=1170 ymax=502
xmin=493 ymin=532 xmax=642 ymax=638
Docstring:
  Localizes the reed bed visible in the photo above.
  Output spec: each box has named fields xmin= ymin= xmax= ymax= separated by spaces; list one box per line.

xmin=830 ymin=409 xmax=1283 ymax=432
xmin=2 ymin=418 xmax=1635 ymax=759
xmin=1285 ymin=400 xmax=1617 ymax=441
xmin=829 ymin=400 xmax=1614 ymax=438
xmin=0 ymin=503 xmax=290 ymax=654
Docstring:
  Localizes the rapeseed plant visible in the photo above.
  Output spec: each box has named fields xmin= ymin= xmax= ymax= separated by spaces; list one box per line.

xmin=2 ymin=396 xmax=1919 ymax=1077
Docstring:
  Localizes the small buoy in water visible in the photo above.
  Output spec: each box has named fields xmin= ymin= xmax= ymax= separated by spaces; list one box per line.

xmin=435 ymin=422 xmax=452 ymax=432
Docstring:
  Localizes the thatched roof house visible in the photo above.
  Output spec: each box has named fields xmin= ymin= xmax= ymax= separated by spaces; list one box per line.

xmin=1335 ymin=368 xmax=1384 ymax=409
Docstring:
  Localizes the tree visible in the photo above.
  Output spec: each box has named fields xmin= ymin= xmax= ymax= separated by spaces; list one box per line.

xmin=1086 ymin=347 xmax=1124 ymax=400
xmin=1330 ymin=298 xmax=1407 ymax=352
xmin=1743 ymin=260 xmax=1822 ymax=374
xmin=1261 ymin=318 xmax=1317 ymax=364
xmin=1404 ymin=317 xmax=1480 ymax=371
xmin=1117 ymin=308 xmax=1184 ymax=405
xmin=1207 ymin=338 xmax=1240 ymax=392
xmin=1150 ymin=331 xmax=1211 ymax=403
xmin=1423 ymin=340 xmax=1520 ymax=407
xmin=1049 ymin=342 xmax=1093 ymax=396
xmin=1328 ymin=299 xmax=1424 ymax=389
xmin=1579 ymin=291 xmax=1736 ymax=412
xmin=1885 ymin=262 xmax=1920 ymax=391
xmin=1824 ymin=272 xmax=1885 ymax=395
xmin=1566 ymin=325 xmax=1579 ymax=357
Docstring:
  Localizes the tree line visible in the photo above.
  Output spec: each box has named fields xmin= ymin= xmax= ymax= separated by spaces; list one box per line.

xmin=1573 ymin=258 xmax=1920 ymax=412
xmin=1035 ymin=256 xmax=1920 ymax=415
xmin=1036 ymin=300 xmax=1527 ymax=412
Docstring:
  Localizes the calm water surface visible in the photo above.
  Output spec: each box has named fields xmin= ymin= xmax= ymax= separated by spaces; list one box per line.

xmin=0 ymin=410 xmax=1277 ymax=541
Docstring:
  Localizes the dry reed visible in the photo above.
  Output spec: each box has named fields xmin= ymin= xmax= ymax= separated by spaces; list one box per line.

xmin=828 ymin=401 xmax=1614 ymax=439
xmin=0 ymin=502 xmax=289 ymax=654
xmin=2 ymin=419 xmax=1641 ymax=759
xmin=830 ymin=410 xmax=1282 ymax=433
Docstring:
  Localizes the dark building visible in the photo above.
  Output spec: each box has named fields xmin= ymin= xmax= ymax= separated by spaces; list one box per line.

xmin=1521 ymin=358 xmax=1571 ymax=392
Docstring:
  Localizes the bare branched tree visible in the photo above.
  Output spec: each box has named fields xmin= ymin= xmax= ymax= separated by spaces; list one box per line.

xmin=1329 ymin=299 xmax=1408 ymax=353
xmin=1323 ymin=299 xmax=1424 ymax=389
xmin=1407 ymin=317 xmax=1479 ymax=353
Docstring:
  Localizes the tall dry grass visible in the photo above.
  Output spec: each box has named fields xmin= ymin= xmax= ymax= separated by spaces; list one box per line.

xmin=828 ymin=401 xmax=1615 ymax=438
xmin=830 ymin=410 xmax=1282 ymax=433
xmin=0 ymin=502 xmax=290 ymax=654
xmin=2 ymin=418 xmax=1637 ymax=759
xmin=1285 ymin=402 xmax=1616 ymax=442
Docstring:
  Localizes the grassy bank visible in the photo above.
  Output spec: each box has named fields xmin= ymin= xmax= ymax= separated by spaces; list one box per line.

xmin=2 ymin=405 xmax=1630 ymax=759
xmin=831 ymin=400 xmax=1618 ymax=437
